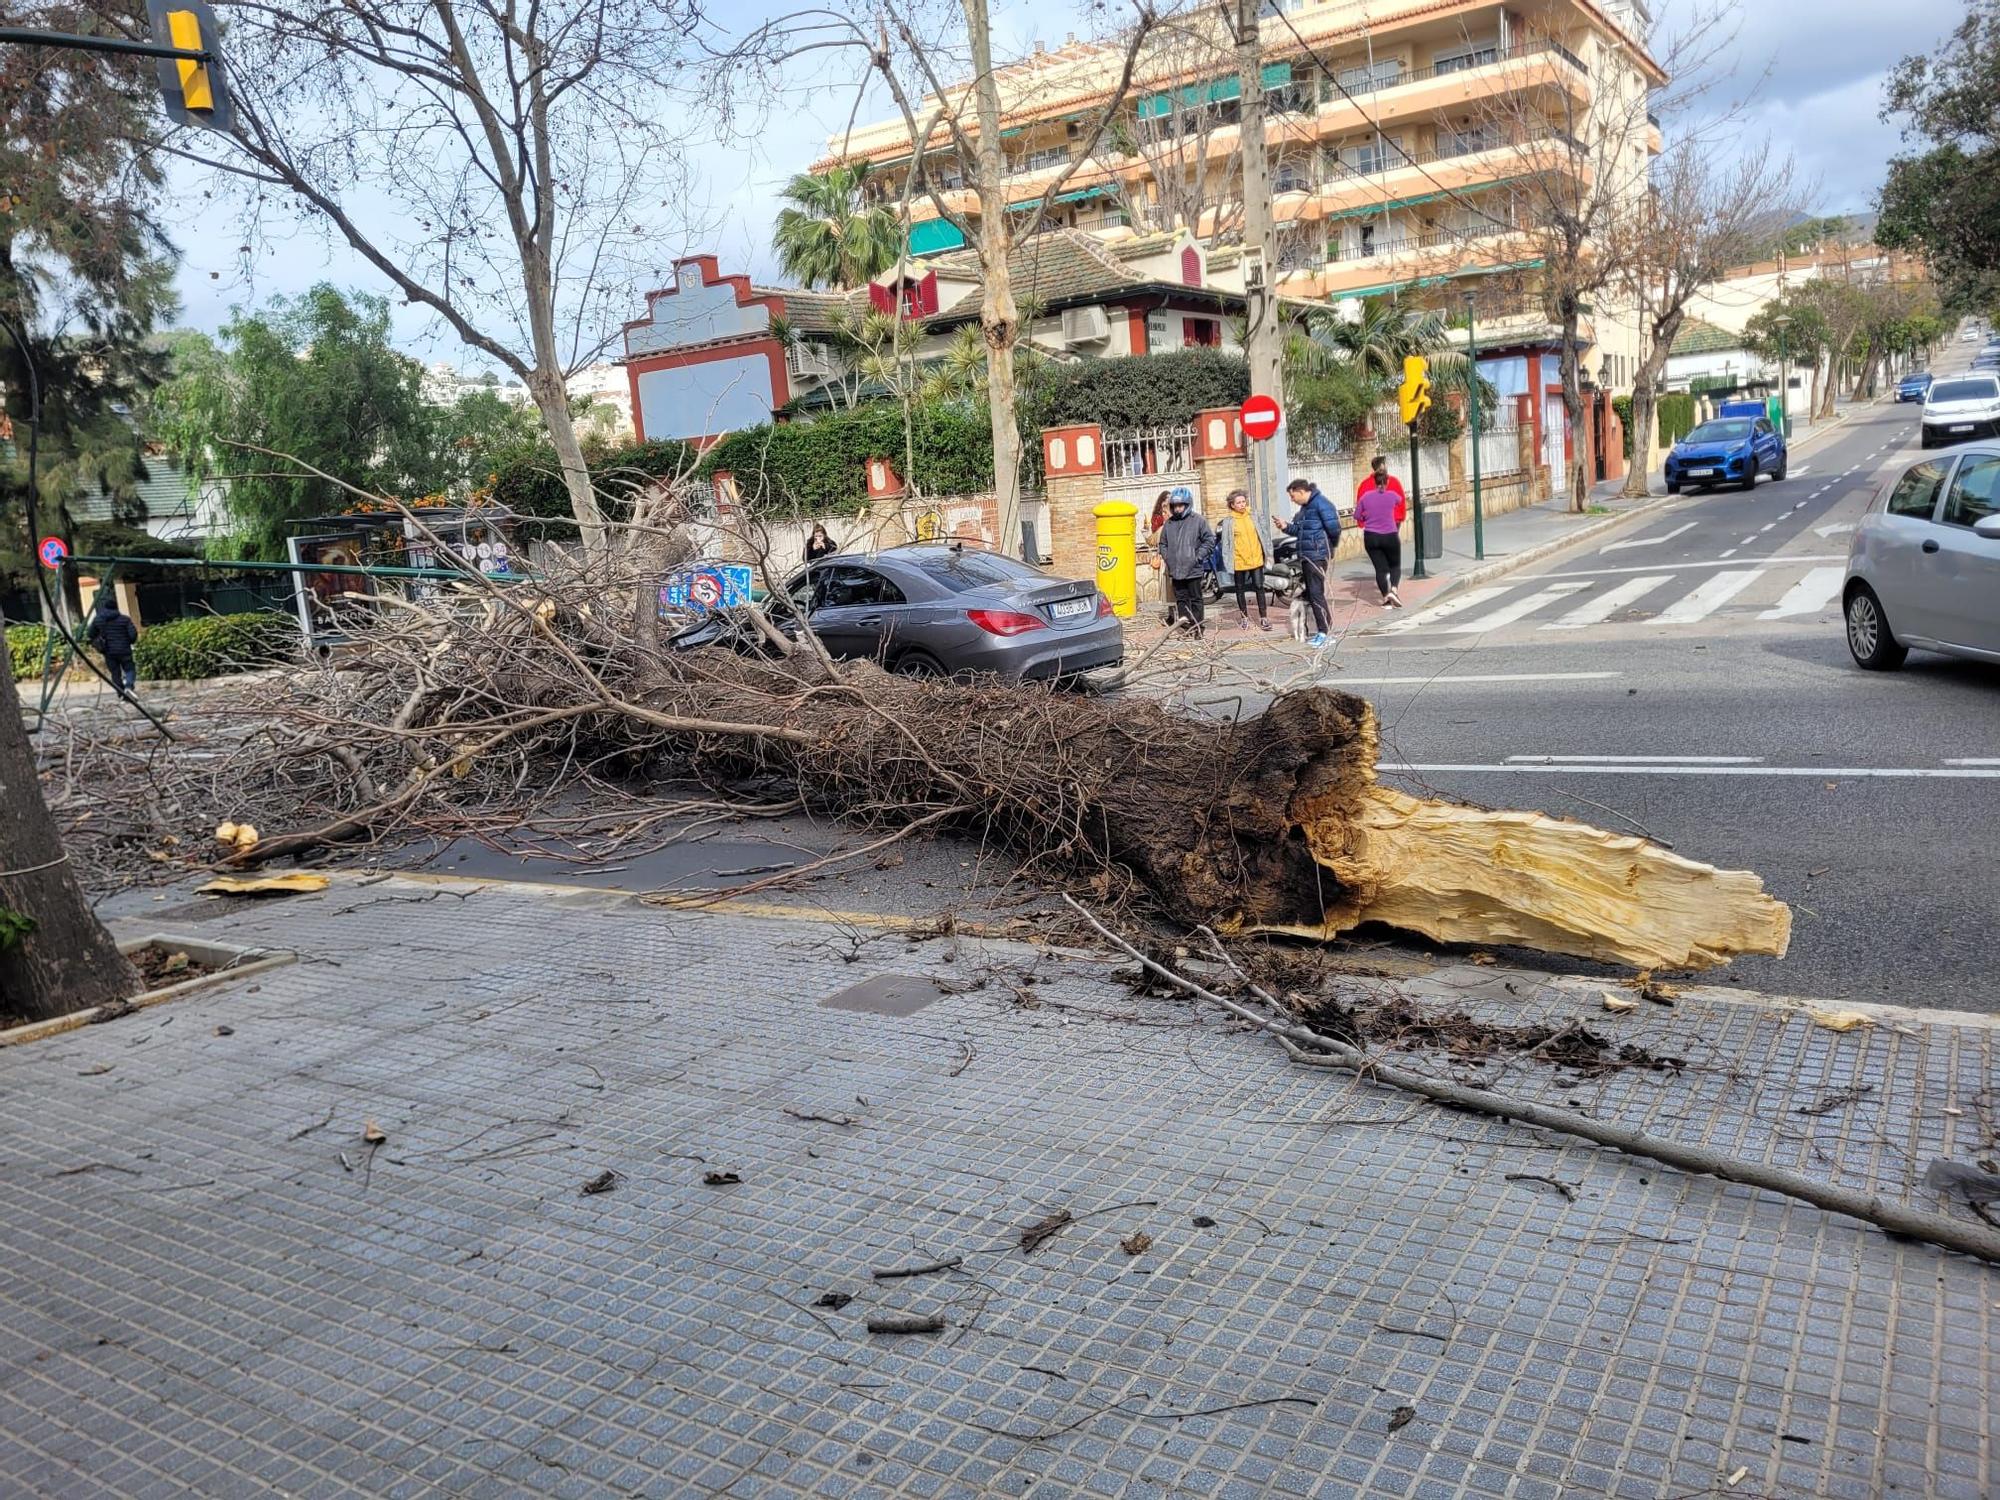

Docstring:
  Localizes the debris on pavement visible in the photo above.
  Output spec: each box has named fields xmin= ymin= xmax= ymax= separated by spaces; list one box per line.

xmin=1806 ymin=1008 xmax=1873 ymax=1032
xmin=812 ymin=1292 xmax=853 ymax=1310
xmin=1388 ymin=1405 xmax=1417 ymax=1432
xmin=1119 ymin=1230 xmax=1154 ymax=1256
xmin=580 ymin=1169 xmax=619 ymax=1195
xmin=195 ymin=872 xmax=329 ymax=897
xmin=872 ymin=1257 xmax=962 ymax=1281
xmin=362 ymin=1119 xmax=388 ymax=1145
xmin=865 ymin=1312 xmax=946 ymax=1335
xmin=1797 ymin=1084 xmax=1875 ymax=1117
xmin=702 ymin=1170 xmax=741 ymax=1186
xmin=1019 ymin=1209 xmax=1073 ymax=1254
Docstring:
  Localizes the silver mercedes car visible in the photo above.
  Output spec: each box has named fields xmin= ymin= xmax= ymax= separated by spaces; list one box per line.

xmin=1843 ymin=443 xmax=2000 ymax=670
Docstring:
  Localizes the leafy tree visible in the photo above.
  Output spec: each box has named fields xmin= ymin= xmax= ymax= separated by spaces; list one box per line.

xmin=1282 ymin=299 xmax=1480 ymax=449
xmin=1876 ymin=1 xmax=2000 ymax=308
xmin=0 ymin=3 xmax=176 ymax=606
xmin=772 ymin=164 xmax=904 ymax=291
xmin=1742 ymin=292 xmax=1831 ymax=414
xmin=427 ymin=388 xmax=546 ymax=497
xmin=151 ymin=286 xmax=442 ymax=558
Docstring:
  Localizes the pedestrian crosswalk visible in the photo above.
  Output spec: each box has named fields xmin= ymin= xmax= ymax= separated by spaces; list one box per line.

xmin=1374 ymin=562 xmax=1848 ymax=637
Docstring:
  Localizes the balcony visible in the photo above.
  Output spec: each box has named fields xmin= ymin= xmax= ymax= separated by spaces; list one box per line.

xmin=1289 ymin=222 xmax=1539 ymax=297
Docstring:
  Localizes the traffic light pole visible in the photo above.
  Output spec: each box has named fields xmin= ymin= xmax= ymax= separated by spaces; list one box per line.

xmin=0 ymin=26 xmax=207 ymax=64
xmin=1408 ymin=424 xmax=1426 ymax=580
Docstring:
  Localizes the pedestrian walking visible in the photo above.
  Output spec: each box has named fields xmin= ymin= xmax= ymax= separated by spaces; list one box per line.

xmin=1216 ymin=489 xmax=1271 ymax=631
xmin=803 ymin=523 xmax=839 ymax=566
xmin=1156 ymin=488 xmax=1216 ymax=637
xmin=1147 ymin=490 xmax=1175 ymax=623
xmin=1353 ymin=456 xmax=1406 ymax=607
xmin=86 ymin=594 xmax=139 ymax=694
xmin=1281 ymin=477 xmax=1343 ymax=646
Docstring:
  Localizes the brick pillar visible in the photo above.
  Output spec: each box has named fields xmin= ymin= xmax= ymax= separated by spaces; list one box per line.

xmin=1042 ymin=425 xmax=1105 ymax=579
xmin=1192 ymin=407 xmax=1249 ymax=510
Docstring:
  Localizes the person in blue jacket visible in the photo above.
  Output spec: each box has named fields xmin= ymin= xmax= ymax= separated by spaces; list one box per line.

xmin=1281 ymin=477 xmax=1342 ymax=646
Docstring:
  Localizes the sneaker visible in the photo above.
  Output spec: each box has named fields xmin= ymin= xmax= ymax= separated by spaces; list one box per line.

xmin=1307 ymin=632 xmax=1328 ymax=648
xmin=1387 ymin=588 xmax=1404 ymax=607
xmin=1257 ymin=618 xmax=1271 ymax=633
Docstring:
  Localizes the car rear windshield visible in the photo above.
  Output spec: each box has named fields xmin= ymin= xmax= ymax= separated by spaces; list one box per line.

xmin=908 ymin=549 xmax=1046 ymax=592
xmin=1932 ymin=379 xmax=2000 ymax=402
xmin=1685 ymin=421 xmax=1750 ymax=443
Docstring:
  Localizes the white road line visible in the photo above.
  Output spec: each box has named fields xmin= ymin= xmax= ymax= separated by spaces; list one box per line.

xmin=1311 ymin=671 xmax=1622 ymax=686
xmin=1656 ymin=570 xmax=1765 ymax=624
xmin=1531 ymin=554 xmax=1845 ymax=583
xmin=1738 ymin=534 xmax=1758 ymax=546
xmin=1718 ymin=548 xmax=1737 ymax=558
xmin=1793 ymin=467 xmax=1810 ymax=475
xmin=1758 ymin=567 xmax=1846 ymax=620
xmin=1944 ymin=758 xmax=2000 ymax=767
xmin=1505 ymin=755 xmax=1763 ymax=764
xmin=1539 ymin=575 xmax=1671 ymax=630
xmin=1443 ymin=583 xmax=1590 ymax=634
xmin=1601 ymin=521 xmax=1696 ymax=553
xmin=1759 ymin=523 xmax=1777 ymax=532
xmin=1373 ymin=585 xmax=1513 ymax=635
xmin=1382 ymin=763 xmax=2000 ymax=779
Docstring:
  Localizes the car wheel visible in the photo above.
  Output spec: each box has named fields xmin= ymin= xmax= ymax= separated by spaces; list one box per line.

xmin=1739 ymin=457 xmax=1758 ymax=492
xmin=1919 ymin=430 xmax=1935 ymax=449
xmin=1772 ymin=455 xmax=1787 ymax=482
xmin=1665 ymin=480 xmax=1680 ymax=495
xmin=894 ymin=649 xmax=946 ymax=679
xmin=1844 ymin=584 xmax=1907 ymax=671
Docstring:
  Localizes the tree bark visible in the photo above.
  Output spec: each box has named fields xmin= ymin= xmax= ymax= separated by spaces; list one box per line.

xmin=0 ymin=692 xmax=136 ymax=1024
xmin=1623 ymin=378 xmax=1658 ymax=499
xmin=963 ymin=0 xmax=1026 ymax=559
xmin=1558 ymin=295 xmax=1589 ymax=512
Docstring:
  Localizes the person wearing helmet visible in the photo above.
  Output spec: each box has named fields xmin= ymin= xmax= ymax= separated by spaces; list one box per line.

xmin=1155 ymin=487 xmax=1216 ymax=638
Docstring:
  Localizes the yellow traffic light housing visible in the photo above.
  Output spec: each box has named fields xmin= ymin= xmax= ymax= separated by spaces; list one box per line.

xmin=146 ymin=0 xmax=232 ymax=132
xmin=1398 ymin=355 xmax=1433 ymax=429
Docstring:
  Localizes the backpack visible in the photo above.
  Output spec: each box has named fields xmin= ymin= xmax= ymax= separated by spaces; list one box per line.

xmin=1203 ymin=532 xmax=1224 ymax=573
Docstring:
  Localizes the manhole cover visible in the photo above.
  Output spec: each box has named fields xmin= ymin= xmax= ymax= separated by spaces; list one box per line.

xmin=819 ymin=973 xmax=947 ymax=1017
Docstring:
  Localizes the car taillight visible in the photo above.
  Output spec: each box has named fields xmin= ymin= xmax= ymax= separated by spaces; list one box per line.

xmin=967 ymin=608 xmax=1046 ymax=636
xmin=1096 ymin=592 xmax=1115 ymax=618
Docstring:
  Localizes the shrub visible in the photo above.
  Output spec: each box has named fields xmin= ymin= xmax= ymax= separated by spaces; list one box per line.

xmin=1611 ymin=395 xmax=1634 ymax=460
xmin=8 ymin=623 xmax=51 ymax=681
xmin=132 ymin=611 xmax=299 ymax=681
xmin=1657 ymin=392 xmax=1697 ymax=445
xmin=1022 ymin=347 xmax=1249 ymax=431
xmin=484 ymin=436 xmax=699 ymax=522
xmin=697 ymin=402 xmax=994 ymax=516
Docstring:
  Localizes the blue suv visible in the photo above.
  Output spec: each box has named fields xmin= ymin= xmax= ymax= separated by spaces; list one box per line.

xmin=1664 ymin=415 xmax=1787 ymax=493
xmin=1897 ymin=371 xmax=1933 ymax=402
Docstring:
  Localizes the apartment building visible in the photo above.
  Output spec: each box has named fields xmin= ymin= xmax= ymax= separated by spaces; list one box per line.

xmin=826 ymin=0 xmax=1664 ymax=379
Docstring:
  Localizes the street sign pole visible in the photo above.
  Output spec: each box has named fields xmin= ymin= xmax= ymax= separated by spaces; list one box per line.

xmin=1408 ymin=424 xmax=1426 ymax=580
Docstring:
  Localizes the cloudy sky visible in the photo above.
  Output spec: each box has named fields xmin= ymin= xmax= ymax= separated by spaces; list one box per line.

xmin=163 ymin=0 xmax=1965 ymax=364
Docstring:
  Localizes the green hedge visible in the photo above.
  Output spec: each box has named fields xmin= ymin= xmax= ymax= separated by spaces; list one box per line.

xmin=7 ymin=623 xmax=51 ymax=681
xmin=1611 ymin=394 xmax=1634 ymax=459
xmin=133 ymin=612 xmax=298 ymax=681
xmin=1658 ymin=392 xmax=1696 ymax=445
xmin=485 ymin=437 xmax=699 ymax=522
xmin=1023 ymin=348 xmax=1249 ymax=430
xmin=697 ymin=402 xmax=994 ymax=516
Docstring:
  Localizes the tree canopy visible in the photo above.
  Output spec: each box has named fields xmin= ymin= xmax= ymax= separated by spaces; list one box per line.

xmin=1876 ymin=0 xmax=2000 ymax=309
xmin=772 ymin=163 xmax=904 ymax=291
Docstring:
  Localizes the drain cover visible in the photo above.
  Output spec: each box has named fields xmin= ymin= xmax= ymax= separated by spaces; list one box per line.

xmin=818 ymin=973 xmax=947 ymax=1017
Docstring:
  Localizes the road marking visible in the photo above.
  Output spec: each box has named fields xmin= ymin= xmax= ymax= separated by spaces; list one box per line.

xmin=1738 ymin=534 xmax=1758 ymax=546
xmin=1373 ymin=585 xmax=1513 ymax=634
xmin=1310 ymin=671 xmax=1622 ymax=686
xmin=1814 ymin=521 xmax=1856 ymax=538
xmin=1539 ymin=575 xmax=1671 ymax=630
xmin=1601 ymin=521 xmax=1696 ymax=553
xmin=1505 ymin=754 xmax=1763 ymax=764
xmin=1944 ymin=758 xmax=2000 ymax=767
xmin=1793 ymin=467 xmax=1810 ymax=476
xmin=1530 ymin=554 xmax=1846 ymax=583
xmin=1382 ymin=763 xmax=2000 ymax=779
xmin=1758 ymin=567 xmax=1846 ymax=620
xmin=1656 ymin=570 xmax=1764 ymax=624
xmin=1443 ymin=582 xmax=1590 ymax=633
xmin=1718 ymin=548 xmax=1738 ymax=558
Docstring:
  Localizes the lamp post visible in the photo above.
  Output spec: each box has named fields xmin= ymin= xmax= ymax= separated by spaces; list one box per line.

xmin=1464 ymin=291 xmax=1484 ymax=561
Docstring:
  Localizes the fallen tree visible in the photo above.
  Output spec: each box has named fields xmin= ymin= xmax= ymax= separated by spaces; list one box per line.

xmin=38 ymin=547 xmax=1788 ymax=973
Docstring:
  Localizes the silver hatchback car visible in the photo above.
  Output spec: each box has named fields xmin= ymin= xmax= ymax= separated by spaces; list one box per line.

xmin=1843 ymin=443 xmax=2000 ymax=669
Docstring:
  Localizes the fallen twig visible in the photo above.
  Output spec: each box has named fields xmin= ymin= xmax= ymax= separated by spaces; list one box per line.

xmin=1798 ymin=1084 xmax=1875 ymax=1118
xmin=864 ymin=1312 xmax=946 ymax=1335
xmin=1066 ymin=895 xmax=2000 ymax=1268
xmin=871 ymin=1256 xmax=963 ymax=1281
xmin=1504 ymin=1173 xmax=1579 ymax=1202
xmin=783 ymin=1107 xmax=858 ymax=1127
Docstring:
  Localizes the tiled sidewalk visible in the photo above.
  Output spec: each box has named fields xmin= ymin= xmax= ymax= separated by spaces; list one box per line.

xmin=0 ymin=876 xmax=1992 ymax=1497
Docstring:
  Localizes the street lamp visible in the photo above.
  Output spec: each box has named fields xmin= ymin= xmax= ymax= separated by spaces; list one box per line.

xmin=1770 ymin=314 xmax=1792 ymax=438
xmin=1464 ymin=290 xmax=1484 ymax=561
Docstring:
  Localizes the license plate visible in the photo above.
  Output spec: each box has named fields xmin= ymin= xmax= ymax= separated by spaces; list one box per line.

xmin=1951 ymin=424 xmax=1974 ymax=432
xmin=1050 ymin=597 xmax=1093 ymax=620
xmin=1689 ymin=468 xmax=1715 ymax=477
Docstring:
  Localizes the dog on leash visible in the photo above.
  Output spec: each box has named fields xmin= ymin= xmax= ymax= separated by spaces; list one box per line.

xmin=1288 ymin=595 xmax=1312 ymax=642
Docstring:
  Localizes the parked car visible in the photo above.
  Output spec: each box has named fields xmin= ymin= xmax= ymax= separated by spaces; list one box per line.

xmin=1843 ymin=444 xmax=2000 ymax=669
xmin=1972 ymin=350 xmax=2000 ymax=372
xmin=1663 ymin=416 xmax=1787 ymax=493
xmin=1897 ymin=372 xmax=1933 ymax=403
xmin=669 ymin=543 xmax=1124 ymax=683
xmin=1919 ymin=374 xmax=2000 ymax=448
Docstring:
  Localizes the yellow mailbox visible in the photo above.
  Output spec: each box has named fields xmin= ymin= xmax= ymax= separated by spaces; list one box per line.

xmin=1093 ymin=500 xmax=1138 ymax=617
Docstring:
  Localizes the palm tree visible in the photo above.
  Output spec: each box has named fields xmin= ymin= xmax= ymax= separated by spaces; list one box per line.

xmin=1282 ymin=297 xmax=1484 ymax=449
xmin=771 ymin=164 xmax=904 ymax=290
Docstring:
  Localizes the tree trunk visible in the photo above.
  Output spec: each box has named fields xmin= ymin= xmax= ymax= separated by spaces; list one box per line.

xmin=964 ymin=0 xmax=1026 ymax=560
xmin=1558 ymin=300 xmax=1588 ymax=512
xmin=0 ymin=690 xmax=136 ymax=1024
xmin=531 ymin=372 xmax=606 ymax=559
xmin=1623 ymin=377 xmax=1658 ymax=499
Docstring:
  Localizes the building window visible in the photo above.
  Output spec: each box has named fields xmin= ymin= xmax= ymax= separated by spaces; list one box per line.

xmin=1181 ymin=246 xmax=1202 ymax=287
xmin=1014 ymin=145 xmax=1071 ymax=174
xmin=1273 ymin=159 xmax=1312 ymax=194
xmin=1434 ymin=43 xmax=1500 ymax=75
xmin=1324 ymin=58 xmax=1403 ymax=102
xmin=1182 ymin=317 xmax=1221 ymax=348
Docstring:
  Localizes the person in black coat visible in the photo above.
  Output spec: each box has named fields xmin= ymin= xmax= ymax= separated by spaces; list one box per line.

xmin=804 ymin=524 xmax=839 ymax=566
xmin=86 ymin=595 xmax=139 ymax=693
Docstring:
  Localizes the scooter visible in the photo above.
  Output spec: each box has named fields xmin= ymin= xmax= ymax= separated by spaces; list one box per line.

xmin=1203 ymin=536 xmax=1304 ymax=604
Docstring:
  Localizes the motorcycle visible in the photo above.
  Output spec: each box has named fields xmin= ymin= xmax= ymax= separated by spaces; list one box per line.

xmin=1202 ymin=534 xmax=1304 ymax=605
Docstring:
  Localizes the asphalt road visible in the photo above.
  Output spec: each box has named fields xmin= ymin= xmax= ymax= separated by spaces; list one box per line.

xmin=1257 ymin=387 xmax=1998 ymax=1012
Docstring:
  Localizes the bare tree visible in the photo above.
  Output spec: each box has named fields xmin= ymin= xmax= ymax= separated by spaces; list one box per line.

xmin=1615 ymin=142 xmax=1798 ymax=495
xmin=170 ymin=0 xmax=717 ymax=555
xmin=1109 ymin=14 xmax=1243 ymax=240
xmin=749 ymin=1 xmax=1168 ymax=557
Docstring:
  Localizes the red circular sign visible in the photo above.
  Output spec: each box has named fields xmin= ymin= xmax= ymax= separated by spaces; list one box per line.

xmin=1240 ymin=394 xmax=1281 ymax=442
xmin=37 ymin=535 xmax=68 ymax=570
xmin=689 ymin=572 xmax=723 ymax=608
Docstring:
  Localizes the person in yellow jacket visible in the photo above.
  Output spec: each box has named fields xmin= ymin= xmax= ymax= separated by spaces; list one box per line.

xmin=1214 ymin=489 xmax=1272 ymax=632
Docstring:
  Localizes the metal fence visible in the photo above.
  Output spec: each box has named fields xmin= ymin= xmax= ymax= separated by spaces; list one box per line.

xmin=1102 ymin=423 xmax=1202 ymax=527
xmin=1475 ymin=421 xmax=1526 ymax=478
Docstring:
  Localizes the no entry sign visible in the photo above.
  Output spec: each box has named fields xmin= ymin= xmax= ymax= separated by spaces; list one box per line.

xmin=36 ymin=535 xmax=68 ymax=570
xmin=1239 ymin=394 xmax=1281 ymax=442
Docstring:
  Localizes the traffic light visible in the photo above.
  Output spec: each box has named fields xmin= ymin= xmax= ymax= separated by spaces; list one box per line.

xmin=146 ymin=0 xmax=232 ymax=133
xmin=1398 ymin=355 xmax=1432 ymax=428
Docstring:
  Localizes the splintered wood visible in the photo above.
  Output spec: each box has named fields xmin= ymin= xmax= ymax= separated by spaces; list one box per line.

xmin=1272 ymin=711 xmax=1792 ymax=971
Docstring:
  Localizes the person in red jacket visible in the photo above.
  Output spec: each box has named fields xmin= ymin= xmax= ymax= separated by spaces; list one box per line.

xmin=1353 ymin=457 xmax=1407 ymax=607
